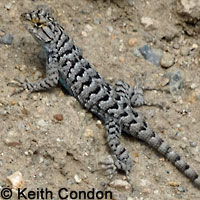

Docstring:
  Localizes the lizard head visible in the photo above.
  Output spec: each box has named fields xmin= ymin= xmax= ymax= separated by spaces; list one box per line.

xmin=20 ymin=6 xmax=64 ymax=47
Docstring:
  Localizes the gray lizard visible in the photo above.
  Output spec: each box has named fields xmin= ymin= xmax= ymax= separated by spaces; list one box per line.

xmin=11 ymin=7 xmax=200 ymax=188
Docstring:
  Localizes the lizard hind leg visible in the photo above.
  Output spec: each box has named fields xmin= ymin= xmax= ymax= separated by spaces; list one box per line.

xmin=114 ymin=80 xmax=145 ymax=107
xmin=114 ymin=80 xmax=164 ymax=109
xmin=100 ymin=118 xmax=132 ymax=183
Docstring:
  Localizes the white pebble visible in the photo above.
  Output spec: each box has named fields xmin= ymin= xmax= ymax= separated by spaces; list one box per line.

xmin=37 ymin=119 xmax=48 ymax=127
xmin=7 ymin=171 xmax=24 ymax=189
xmin=109 ymin=179 xmax=131 ymax=190
xmin=74 ymin=174 xmax=82 ymax=183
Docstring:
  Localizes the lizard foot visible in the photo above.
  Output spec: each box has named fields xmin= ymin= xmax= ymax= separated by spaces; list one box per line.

xmin=99 ymin=155 xmax=134 ymax=191
xmin=8 ymin=78 xmax=33 ymax=96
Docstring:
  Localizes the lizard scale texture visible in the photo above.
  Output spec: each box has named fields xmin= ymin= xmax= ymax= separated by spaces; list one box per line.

xmin=16 ymin=7 xmax=200 ymax=188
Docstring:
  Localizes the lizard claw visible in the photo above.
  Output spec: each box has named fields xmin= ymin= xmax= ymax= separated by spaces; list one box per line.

xmin=99 ymin=155 xmax=117 ymax=185
xmin=99 ymin=155 xmax=134 ymax=191
xmin=8 ymin=78 xmax=32 ymax=96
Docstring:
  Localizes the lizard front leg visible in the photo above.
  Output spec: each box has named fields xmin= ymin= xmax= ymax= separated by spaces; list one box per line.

xmin=10 ymin=66 xmax=59 ymax=95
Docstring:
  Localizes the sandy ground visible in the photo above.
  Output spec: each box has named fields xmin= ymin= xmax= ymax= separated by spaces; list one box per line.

xmin=0 ymin=0 xmax=200 ymax=199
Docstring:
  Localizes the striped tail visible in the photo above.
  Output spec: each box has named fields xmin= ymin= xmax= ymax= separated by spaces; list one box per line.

xmin=130 ymin=122 xmax=200 ymax=188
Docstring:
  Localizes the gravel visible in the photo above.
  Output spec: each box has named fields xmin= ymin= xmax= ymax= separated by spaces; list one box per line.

xmin=0 ymin=33 xmax=13 ymax=45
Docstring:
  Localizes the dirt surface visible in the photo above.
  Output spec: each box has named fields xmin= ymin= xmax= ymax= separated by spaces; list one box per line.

xmin=0 ymin=0 xmax=200 ymax=199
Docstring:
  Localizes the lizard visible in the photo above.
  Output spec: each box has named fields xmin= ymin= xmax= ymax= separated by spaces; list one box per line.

xmin=10 ymin=6 xmax=200 ymax=189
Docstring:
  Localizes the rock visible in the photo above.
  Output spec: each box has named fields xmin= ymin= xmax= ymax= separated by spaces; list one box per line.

xmin=84 ymin=128 xmax=94 ymax=138
xmin=128 ymin=0 xmax=136 ymax=6
xmin=53 ymin=114 xmax=63 ymax=121
xmin=139 ymin=45 xmax=162 ymax=66
xmin=107 ymin=25 xmax=113 ymax=33
xmin=4 ymin=2 xmax=12 ymax=10
xmin=167 ymin=70 xmax=183 ymax=95
xmin=118 ymin=56 xmax=125 ymax=63
xmin=74 ymin=174 xmax=82 ymax=183
xmin=109 ymin=179 xmax=131 ymax=190
xmin=160 ymin=52 xmax=175 ymax=68
xmin=7 ymin=171 xmax=24 ymax=189
xmin=133 ymin=48 xmax=142 ymax=57
xmin=128 ymin=38 xmax=137 ymax=47
xmin=106 ymin=7 xmax=112 ymax=17
xmin=85 ymin=24 xmax=93 ymax=32
xmin=37 ymin=119 xmax=48 ymax=127
xmin=177 ymin=0 xmax=200 ymax=22
xmin=190 ymin=141 xmax=197 ymax=147
xmin=0 ymin=33 xmax=13 ymax=45
xmin=141 ymin=17 xmax=158 ymax=30
xmin=81 ymin=31 xmax=88 ymax=37
xmin=140 ymin=179 xmax=151 ymax=187
xmin=177 ymin=186 xmax=186 ymax=192
xmin=4 ymin=130 xmax=21 ymax=147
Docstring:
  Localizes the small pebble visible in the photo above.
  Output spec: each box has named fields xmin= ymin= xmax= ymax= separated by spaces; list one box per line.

xmin=0 ymin=33 xmax=13 ymax=45
xmin=180 ymin=46 xmax=190 ymax=56
xmin=4 ymin=130 xmax=21 ymax=147
xmin=7 ymin=171 xmax=24 ymax=189
xmin=107 ymin=25 xmax=113 ymax=33
xmin=39 ymin=172 xmax=43 ymax=177
xmin=139 ymin=45 xmax=162 ymax=66
xmin=37 ymin=119 xmax=48 ymax=127
xmin=93 ymin=18 xmax=101 ymax=25
xmin=96 ymin=120 xmax=102 ymax=128
xmin=192 ymin=44 xmax=198 ymax=49
xmin=190 ymin=141 xmax=197 ymax=147
xmin=84 ymin=128 xmax=94 ymax=138
xmin=106 ymin=7 xmax=112 ymax=17
xmin=53 ymin=114 xmax=63 ymax=121
xmin=169 ymin=181 xmax=179 ymax=187
xmin=128 ymin=38 xmax=137 ymax=47
xmin=4 ymin=138 xmax=21 ymax=147
xmin=85 ymin=24 xmax=93 ymax=32
xmin=118 ymin=56 xmax=125 ymax=63
xmin=133 ymin=48 xmax=142 ymax=57
xmin=128 ymin=0 xmax=135 ymax=6
xmin=168 ymin=70 xmax=183 ymax=95
xmin=177 ymin=186 xmax=185 ymax=192
xmin=140 ymin=179 xmax=151 ymax=187
xmin=81 ymin=31 xmax=88 ymax=37
xmin=160 ymin=52 xmax=175 ymax=68
xmin=142 ymin=187 xmax=151 ymax=195
xmin=141 ymin=17 xmax=157 ymax=30
xmin=190 ymin=83 xmax=197 ymax=89
xmin=109 ymin=179 xmax=131 ymax=190
xmin=74 ymin=174 xmax=82 ymax=183
xmin=4 ymin=2 xmax=12 ymax=10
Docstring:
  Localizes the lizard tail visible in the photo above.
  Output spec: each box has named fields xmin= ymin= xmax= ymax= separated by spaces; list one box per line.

xmin=130 ymin=123 xmax=200 ymax=188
